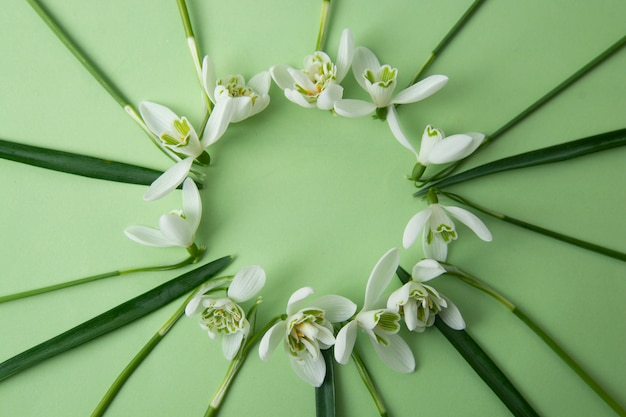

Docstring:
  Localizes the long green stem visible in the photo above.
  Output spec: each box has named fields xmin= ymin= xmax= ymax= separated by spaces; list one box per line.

xmin=351 ymin=348 xmax=388 ymax=417
xmin=316 ymin=0 xmax=332 ymax=51
xmin=409 ymin=0 xmax=487 ymax=85
xmin=437 ymin=190 xmax=626 ymax=262
xmin=443 ymin=263 xmax=626 ymax=416
xmin=90 ymin=290 xmax=196 ymax=417
xmin=0 ymin=255 xmax=201 ymax=304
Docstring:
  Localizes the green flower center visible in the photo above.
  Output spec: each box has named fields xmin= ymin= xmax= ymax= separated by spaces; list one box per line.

xmin=160 ymin=117 xmax=192 ymax=147
xmin=200 ymin=300 xmax=246 ymax=335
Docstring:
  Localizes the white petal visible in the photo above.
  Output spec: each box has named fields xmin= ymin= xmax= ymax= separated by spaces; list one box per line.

xmin=287 ymin=67 xmax=317 ymax=94
xmin=143 ymin=158 xmax=194 ymax=201
xmin=290 ymin=352 xmax=326 ymax=387
xmin=222 ymin=331 xmax=245 ymax=360
xmin=418 ymin=125 xmax=444 ymax=166
xmin=138 ymin=101 xmax=178 ymax=137
xmin=228 ymin=265 xmax=266 ymax=303
xmin=311 ymin=295 xmax=357 ymax=323
xmin=366 ymin=82 xmax=395 ymax=108
xmin=386 ymin=285 xmax=410 ymax=312
xmin=443 ymin=206 xmax=493 ymax=242
xmin=370 ymin=333 xmax=415 ymax=373
xmin=259 ymin=321 xmax=286 ymax=361
xmin=364 ymin=248 xmax=400 ymax=309
xmin=403 ymin=299 xmax=419 ymax=331
xmin=315 ymin=324 xmax=336 ymax=347
xmin=427 ymin=134 xmax=475 ymax=164
xmin=229 ymin=96 xmax=253 ymax=123
xmin=247 ymin=70 xmax=271 ymax=95
xmin=159 ymin=213 xmax=193 ymax=248
xmin=333 ymin=99 xmax=376 ymax=118
xmin=386 ymin=106 xmax=418 ymax=157
xmin=438 ymin=295 xmax=465 ymax=330
xmin=124 ymin=226 xmax=175 ymax=247
xmin=284 ymin=88 xmax=316 ymax=108
xmin=201 ymin=97 xmax=233 ymax=147
xmin=334 ymin=320 xmax=358 ymax=365
xmin=269 ymin=64 xmax=295 ymax=90
xmin=287 ymin=287 xmax=315 ymax=315
xmin=316 ymin=84 xmax=343 ymax=110
xmin=351 ymin=47 xmax=380 ymax=91
xmin=423 ymin=232 xmax=448 ymax=262
xmin=402 ymin=208 xmax=432 ymax=248
xmin=185 ymin=277 xmax=232 ymax=316
xmin=391 ymin=74 xmax=448 ymax=104
xmin=411 ymin=259 xmax=446 ymax=283
xmin=335 ymin=29 xmax=354 ymax=82
xmin=201 ymin=56 xmax=217 ymax=103
xmin=182 ymin=178 xmax=202 ymax=233
xmin=249 ymin=94 xmax=270 ymax=117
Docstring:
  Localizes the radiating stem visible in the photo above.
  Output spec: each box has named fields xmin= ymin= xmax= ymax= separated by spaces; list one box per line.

xmin=442 ymin=263 xmax=626 ymax=416
xmin=316 ymin=0 xmax=332 ymax=51
xmin=351 ymin=348 xmax=388 ymax=417
xmin=25 ymin=0 xmax=175 ymax=161
xmin=437 ymin=189 xmax=626 ymax=262
xmin=0 ymin=255 xmax=201 ymax=304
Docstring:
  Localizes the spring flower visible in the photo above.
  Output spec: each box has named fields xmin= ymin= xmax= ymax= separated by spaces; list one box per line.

xmin=139 ymin=97 xmax=233 ymax=201
xmin=270 ymin=28 xmax=354 ymax=110
xmin=186 ymin=266 xmax=266 ymax=360
xmin=387 ymin=259 xmax=464 ymax=332
xmin=124 ymin=178 xmax=202 ymax=256
xmin=334 ymin=248 xmax=415 ymax=373
xmin=334 ymin=46 xmax=447 ymax=122
xmin=259 ymin=287 xmax=357 ymax=386
xmin=202 ymin=56 xmax=271 ymax=122
xmin=403 ymin=203 xmax=492 ymax=261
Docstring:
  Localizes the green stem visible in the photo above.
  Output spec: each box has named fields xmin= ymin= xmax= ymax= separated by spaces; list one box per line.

xmin=351 ymin=348 xmax=388 ymax=417
xmin=409 ymin=0 xmax=487 ymax=85
xmin=437 ymin=190 xmax=626 ymax=262
xmin=443 ymin=263 xmax=626 ymax=416
xmin=0 ymin=255 xmax=201 ymax=304
xmin=315 ymin=347 xmax=336 ymax=417
xmin=316 ymin=0 xmax=332 ymax=51
xmin=90 ymin=290 xmax=195 ymax=417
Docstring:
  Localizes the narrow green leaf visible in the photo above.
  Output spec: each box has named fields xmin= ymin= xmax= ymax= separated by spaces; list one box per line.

xmin=316 ymin=347 xmax=336 ymax=417
xmin=415 ymin=128 xmax=626 ymax=196
xmin=396 ymin=266 xmax=539 ymax=417
xmin=0 ymin=255 xmax=232 ymax=382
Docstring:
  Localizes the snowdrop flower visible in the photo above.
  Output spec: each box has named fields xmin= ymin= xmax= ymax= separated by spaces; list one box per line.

xmin=403 ymin=202 xmax=492 ymax=261
xmin=202 ymin=56 xmax=271 ymax=123
xmin=334 ymin=46 xmax=447 ymax=123
xmin=139 ymin=97 xmax=233 ymax=201
xmin=334 ymin=248 xmax=415 ymax=373
xmin=124 ymin=178 xmax=203 ymax=256
xmin=186 ymin=266 xmax=266 ymax=360
xmin=270 ymin=28 xmax=354 ymax=110
xmin=259 ymin=287 xmax=356 ymax=386
xmin=387 ymin=259 xmax=464 ymax=332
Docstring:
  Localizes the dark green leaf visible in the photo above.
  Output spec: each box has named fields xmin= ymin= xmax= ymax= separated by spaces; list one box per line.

xmin=415 ymin=128 xmax=626 ymax=197
xmin=0 ymin=255 xmax=232 ymax=382
xmin=315 ymin=347 xmax=336 ymax=417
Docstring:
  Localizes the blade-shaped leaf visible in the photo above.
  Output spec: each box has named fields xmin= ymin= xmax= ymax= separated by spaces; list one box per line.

xmin=315 ymin=347 xmax=336 ymax=417
xmin=0 ymin=255 xmax=232 ymax=382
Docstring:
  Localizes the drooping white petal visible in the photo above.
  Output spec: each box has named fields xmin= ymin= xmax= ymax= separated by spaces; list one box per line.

xmin=259 ymin=321 xmax=286 ymax=360
xmin=143 ymin=157 xmax=194 ymax=201
xmin=418 ymin=125 xmax=444 ymax=166
xmin=311 ymin=295 xmax=357 ymax=323
xmin=201 ymin=96 xmax=234 ymax=147
xmin=402 ymin=208 xmax=432 ymax=248
xmin=182 ymin=178 xmax=202 ymax=233
xmin=159 ymin=213 xmax=193 ymax=248
xmin=443 ymin=206 xmax=493 ymax=242
xmin=270 ymin=64 xmax=296 ymax=90
xmin=364 ymin=248 xmax=400 ymax=309
xmin=228 ymin=265 xmax=266 ymax=303
xmin=334 ymin=320 xmax=358 ymax=364
xmin=351 ymin=47 xmax=381 ymax=91
xmin=287 ymin=287 xmax=315 ymax=315
xmin=201 ymin=55 xmax=217 ymax=103
xmin=290 ymin=352 xmax=326 ymax=387
xmin=316 ymin=84 xmax=344 ymax=110
xmin=391 ymin=74 xmax=448 ymax=104
xmin=403 ymin=298 xmax=419 ymax=331
xmin=412 ymin=259 xmax=447 ymax=283
xmin=138 ymin=101 xmax=178 ymax=137
xmin=370 ymin=333 xmax=415 ymax=373
xmin=386 ymin=106 xmax=418 ymax=157
xmin=284 ymin=88 xmax=317 ymax=108
xmin=222 ymin=331 xmax=245 ymax=360
xmin=426 ymin=134 xmax=475 ymax=164
xmin=247 ymin=70 xmax=271 ymax=95
xmin=229 ymin=96 xmax=253 ymax=123
xmin=335 ymin=29 xmax=354 ymax=83
xmin=124 ymin=226 xmax=175 ymax=247
xmin=423 ymin=232 xmax=448 ymax=262
xmin=333 ymin=99 xmax=377 ymax=118
xmin=437 ymin=295 xmax=465 ymax=330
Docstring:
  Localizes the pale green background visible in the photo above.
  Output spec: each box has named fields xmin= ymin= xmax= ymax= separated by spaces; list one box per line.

xmin=1 ymin=1 xmax=625 ymax=416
